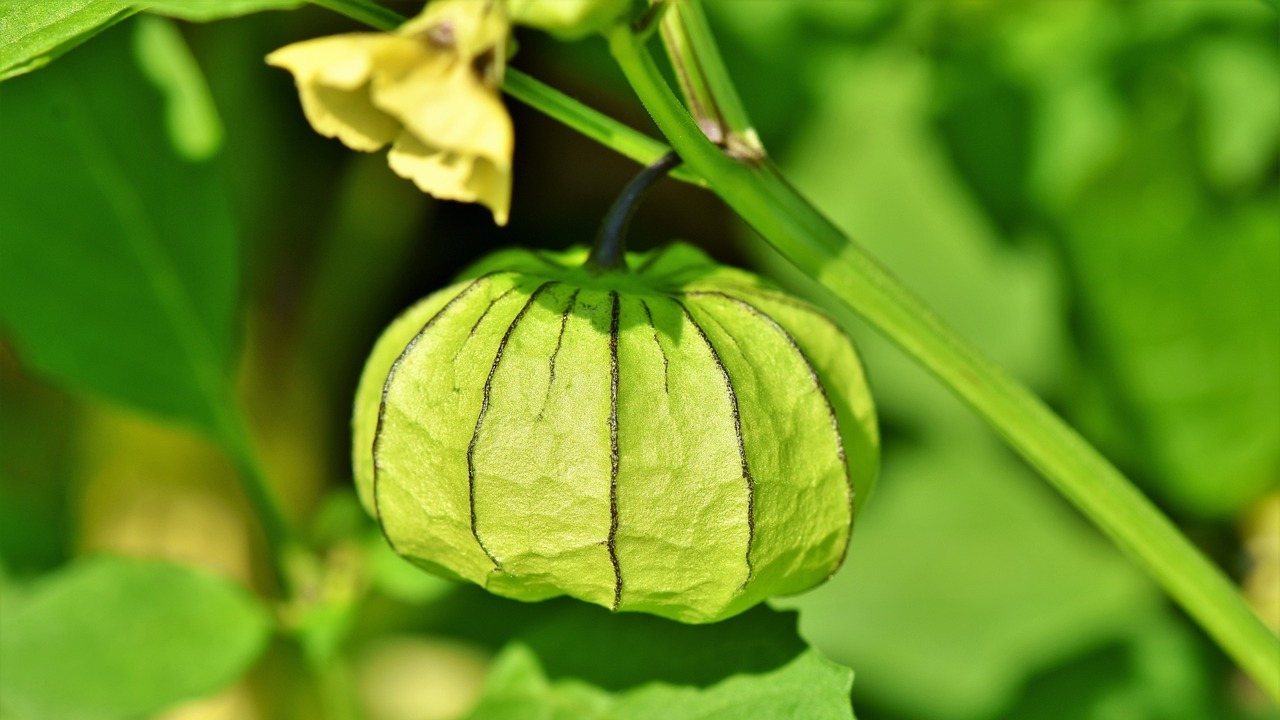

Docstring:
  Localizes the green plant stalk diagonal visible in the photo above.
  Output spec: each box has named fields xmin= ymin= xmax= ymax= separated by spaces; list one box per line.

xmin=651 ymin=0 xmax=761 ymax=158
xmin=604 ymin=25 xmax=1280 ymax=700
xmin=312 ymin=0 xmax=1280 ymax=698
xmin=503 ymin=70 xmax=704 ymax=186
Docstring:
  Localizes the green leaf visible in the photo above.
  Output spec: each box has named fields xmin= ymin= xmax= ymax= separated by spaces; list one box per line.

xmin=0 ymin=0 xmax=134 ymax=82
xmin=468 ymin=646 xmax=855 ymax=720
xmin=0 ymin=18 xmax=241 ymax=435
xmin=464 ymin=604 xmax=855 ymax=720
xmin=0 ymin=0 xmax=136 ymax=81
xmin=0 ymin=0 xmax=305 ymax=83
xmin=466 ymin=647 xmax=613 ymax=720
xmin=613 ymin=650 xmax=854 ymax=720
xmin=0 ymin=555 xmax=272 ymax=720
xmin=137 ymin=0 xmax=304 ymax=22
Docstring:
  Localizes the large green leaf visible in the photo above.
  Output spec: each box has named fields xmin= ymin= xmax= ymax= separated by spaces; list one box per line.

xmin=0 ymin=0 xmax=305 ymax=83
xmin=0 ymin=555 xmax=272 ymax=720
xmin=464 ymin=604 xmax=855 ymax=720
xmin=0 ymin=1 xmax=134 ymax=81
xmin=0 ymin=18 xmax=240 ymax=435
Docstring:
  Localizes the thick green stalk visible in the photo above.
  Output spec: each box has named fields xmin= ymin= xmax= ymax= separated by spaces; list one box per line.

xmin=213 ymin=399 xmax=304 ymax=593
xmin=503 ymin=71 xmax=704 ymax=186
xmin=606 ymin=25 xmax=1280 ymax=700
xmin=652 ymin=0 xmax=763 ymax=159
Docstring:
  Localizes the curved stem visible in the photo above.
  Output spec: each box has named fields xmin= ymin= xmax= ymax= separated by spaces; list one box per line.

xmin=588 ymin=151 xmax=682 ymax=271
xmin=606 ymin=24 xmax=1280 ymax=701
xmin=503 ymin=71 xmax=704 ymax=187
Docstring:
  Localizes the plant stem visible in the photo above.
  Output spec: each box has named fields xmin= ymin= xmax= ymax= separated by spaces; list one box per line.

xmin=214 ymin=400 xmax=303 ymax=592
xmin=588 ymin=151 xmax=682 ymax=271
xmin=503 ymin=71 xmax=703 ymax=186
xmin=605 ymin=24 xmax=1280 ymax=701
xmin=308 ymin=0 xmax=403 ymax=30
xmin=652 ymin=0 xmax=763 ymax=160
xmin=316 ymin=656 xmax=364 ymax=720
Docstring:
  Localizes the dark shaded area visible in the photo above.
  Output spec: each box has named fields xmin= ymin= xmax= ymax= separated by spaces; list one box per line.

xmin=517 ymin=602 xmax=807 ymax=691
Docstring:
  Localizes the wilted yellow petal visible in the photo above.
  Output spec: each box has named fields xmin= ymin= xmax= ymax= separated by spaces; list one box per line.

xmin=388 ymin=132 xmax=511 ymax=226
xmin=268 ymin=35 xmax=406 ymax=151
xmin=267 ymin=35 xmax=378 ymax=89
xmin=399 ymin=0 xmax=511 ymax=70
xmin=266 ymin=0 xmax=515 ymax=224
xmin=373 ymin=65 xmax=512 ymax=166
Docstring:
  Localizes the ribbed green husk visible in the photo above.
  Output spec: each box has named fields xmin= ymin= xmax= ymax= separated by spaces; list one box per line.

xmin=352 ymin=243 xmax=878 ymax=623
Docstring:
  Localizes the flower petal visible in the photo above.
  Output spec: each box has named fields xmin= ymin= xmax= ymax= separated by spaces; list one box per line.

xmin=295 ymin=83 xmax=399 ymax=152
xmin=267 ymin=35 xmax=383 ymax=90
xmin=398 ymin=0 xmax=511 ymax=72
xmin=372 ymin=67 xmax=512 ymax=166
xmin=269 ymin=35 xmax=421 ymax=152
xmin=388 ymin=132 xmax=510 ymax=226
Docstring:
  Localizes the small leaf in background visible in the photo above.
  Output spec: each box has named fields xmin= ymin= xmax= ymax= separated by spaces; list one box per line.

xmin=1050 ymin=20 xmax=1280 ymax=517
xmin=0 ymin=18 xmax=241 ymax=436
xmin=613 ymin=649 xmax=854 ymax=720
xmin=0 ymin=555 xmax=271 ymax=720
xmin=518 ymin=604 xmax=806 ymax=690
xmin=931 ymin=51 xmax=1036 ymax=242
xmin=1062 ymin=144 xmax=1280 ymax=516
xmin=465 ymin=604 xmax=855 ymax=719
xmin=1190 ymin=37 xmax=1280 ymax=189
xmin=466 ymin=645 xmax=612 ymax=720
xmin=0 ymin=0 xmax=134 ymax=81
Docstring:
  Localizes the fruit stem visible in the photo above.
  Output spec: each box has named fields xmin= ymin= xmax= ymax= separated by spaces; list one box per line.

xmin=587 ymin=151 xmax=683 ymax=272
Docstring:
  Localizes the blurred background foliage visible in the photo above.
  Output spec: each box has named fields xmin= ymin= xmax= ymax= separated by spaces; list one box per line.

xmin=0 ymin=1 xmax=1277 ymax=719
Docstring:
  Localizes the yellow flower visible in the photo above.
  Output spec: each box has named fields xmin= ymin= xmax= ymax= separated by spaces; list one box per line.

xmin=267 ymin=0 xmax=513 ymax=225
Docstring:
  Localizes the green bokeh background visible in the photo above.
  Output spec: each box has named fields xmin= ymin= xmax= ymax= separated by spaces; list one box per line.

xmin=1 ymin=1 xmax=1276 ymax=719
